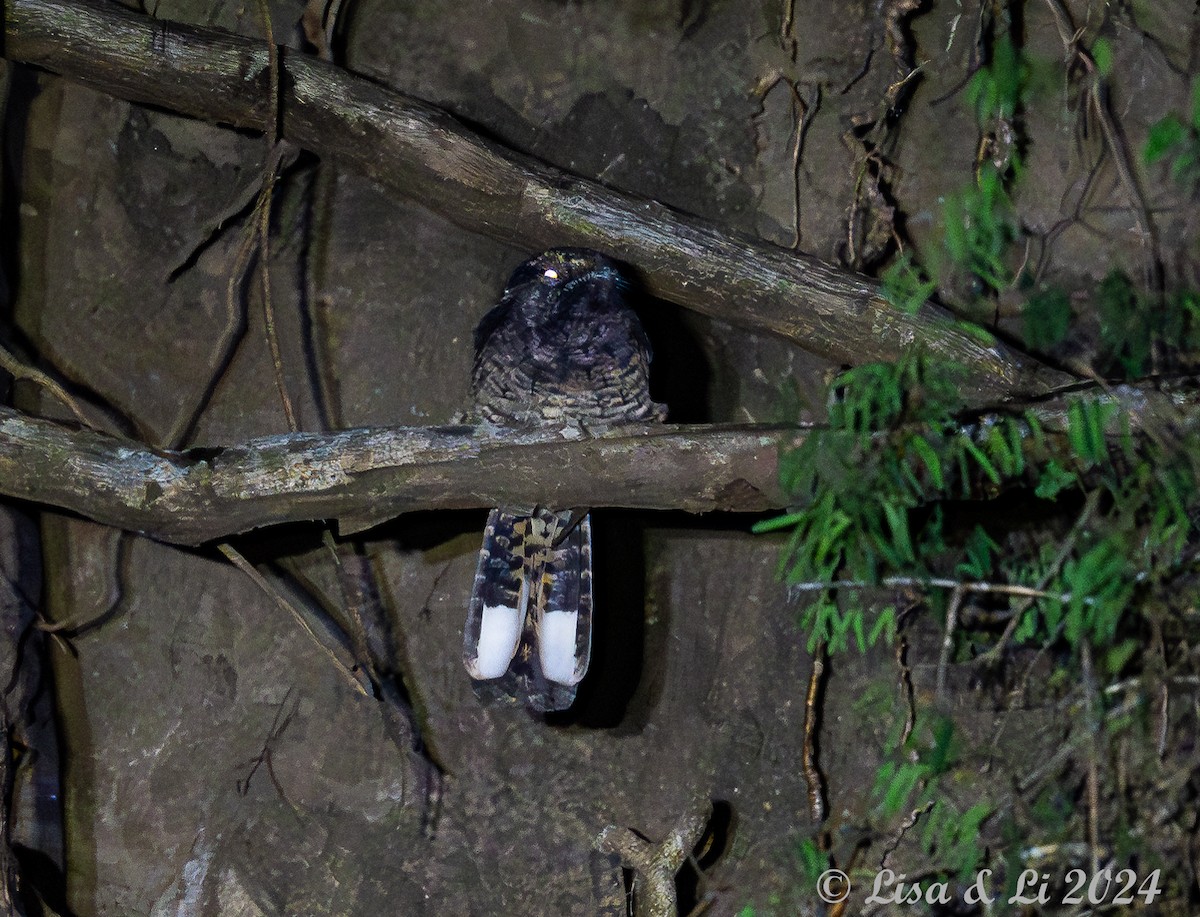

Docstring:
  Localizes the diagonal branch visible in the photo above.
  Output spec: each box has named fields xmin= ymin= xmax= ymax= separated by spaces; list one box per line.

xmin=1 ymin=0 xmax=1074 ymax=403
xmin=0 ymin=406 xmax=799 ymax=545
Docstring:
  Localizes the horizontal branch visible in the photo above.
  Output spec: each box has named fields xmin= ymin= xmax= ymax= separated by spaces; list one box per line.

xmin=0 ymin=382 xmax=1188 ymax=544
xmin=1 ymin=0 xmax=1075 ymax=403
xmin=0 ymin=407 xmax=797 ymax=545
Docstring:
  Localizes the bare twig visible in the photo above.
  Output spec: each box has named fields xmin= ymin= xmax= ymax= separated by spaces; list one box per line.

xmin=250 ymin=0 xmax=297 ymax=432
xmin=2 ymin=0 xmax=1073 ymax=403
xmin=978 ymin=489 xmax=1102 ymax=667
xmin=168 ymin=221 xmax=253 ymax=449
xmin=935 ymin=584 xmax=964 ymax=702
xmin=1080 ymin=642 xmax=1102 ymax=877
xmin=879 ymin=800 xmax=935 ymax=870
xmin=1016 ymin=694 xmax=1140 ymax=795
xmin=789 ymin=575 xmax=1082 ymax=604
xmin=1040 ymin=0 xmax=1162 ymax=294
xmin=896 ymin=632 xmax=915 ymax=746
xmin=0 ymin=342 xmax=91 ymax=427
xmin=779 ymin=0 xmax=797 ymax=60
xmin=802 ymin=643 xmax=827 ymax=824
xmin=218 ymin=543 xmax=371 ymax=696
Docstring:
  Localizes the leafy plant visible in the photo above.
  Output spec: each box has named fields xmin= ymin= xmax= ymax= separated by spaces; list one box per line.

xmin=882 ymin=252 xmax=937 ymax=315
xmin=1144 ymin=77 xmax=1200 ymax=188
xmin=756 ymin=27 xmax=1200 ymax=916
xmin=1023 ymin=286 xmax=1072 ymax=351
xmin=872 ymin=715 xmax=992 ymax=880
xmin=965 ymin=35 xmax=1028 ymax=125
xmin=758 ymin=332 xmax=1200 ymax=671
xmin=943 ymin=163 xmax=1018 ymax=294
xmin=754 ymin=351 xmax=969 ymax=651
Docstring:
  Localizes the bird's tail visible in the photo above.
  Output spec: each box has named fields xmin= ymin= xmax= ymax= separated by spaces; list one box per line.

xmin=463 ymin=507 xmax=593 ymax=712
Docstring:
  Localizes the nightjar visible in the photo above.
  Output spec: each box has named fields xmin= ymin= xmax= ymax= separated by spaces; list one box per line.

xmin=463 ymin=248 xmax=664 ymax=712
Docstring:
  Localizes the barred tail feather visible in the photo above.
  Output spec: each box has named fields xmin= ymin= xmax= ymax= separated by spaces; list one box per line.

xmin=463 ymin=508 xmax=593 ymax=712
xmin=537 ymin=514 xmax=593 ymax=686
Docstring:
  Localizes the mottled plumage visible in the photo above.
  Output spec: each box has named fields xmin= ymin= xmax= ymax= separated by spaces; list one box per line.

xmin=463 ymin=248 xmax=664 ymax=712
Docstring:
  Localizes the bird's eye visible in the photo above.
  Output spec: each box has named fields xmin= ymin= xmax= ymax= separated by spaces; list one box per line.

xmin=543 ymin=268 xmax=559 ymax=280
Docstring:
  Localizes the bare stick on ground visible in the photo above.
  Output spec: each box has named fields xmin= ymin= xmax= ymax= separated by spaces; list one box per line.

xmin=597 ymin=798 xmax=712 ymax=917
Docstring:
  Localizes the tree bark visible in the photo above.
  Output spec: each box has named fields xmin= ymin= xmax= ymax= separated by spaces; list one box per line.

xmin=0 ymin=379 xmax=1186 ymax=545
xmin=1 ymin=0 xmax=1075 ymax=404
xmin=0 ymin=407 xmax=796 ymax=544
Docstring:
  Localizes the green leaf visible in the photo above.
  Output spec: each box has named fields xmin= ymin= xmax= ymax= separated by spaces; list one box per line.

xmin=881 ymin=761 xmax=926 ymax=816
xmin=1036 ymin=459 xmax=1076 ymax=499
xmin=942 ymin=165 xmax=1017 ymax=293
xmin=985 ymin=423 xmax=1016 ymax=477
xmin=1067 ymin=399 xmax=1111 ymax=466
xmin=795 ymin=837 xmax=827 ymax=884
xmin=883 ymin=254 xmax=938 ymax=314
xmin=869 ymin=607 xmax=897 ymax=645
xmin=925 ymin=716 xmax=957 ymax=773
xmin=967 ymin=36 xmax=1027 ymax=123
xmin=1003 ymin=417 xmax=1026 ymax=476
xmin=751 ymin=511 xmax=805 ymax=534
xmin=1104 ymin=639 xmax=1139 ymax=676
xmin=963 ymin=438 xmax=1001 ymax=484
xmin=1012 ymin=606 xmax=1038 ymax=643
xmin=1024 ymin=287 xmax=1072 ymax=350
xmin=958 ymin=525 xmax=999 ymax=579
xmin=814 ymin=510 xmax=853 ymax=571
xmin=1096 ymin=269 xmax=1150 ymax=376
xmin=873 ymin=759 xmax=898 ymax=797
xmin=1143 ymin=116 xmax=1186 ymax=164
xmin=882 ymin=501 xmax=916 ymax=564
xmin=957 ymin=320 xmax=1002 ymax=345
xmin=1171 ymin=149 xmax=1199 ymax=183
xmin=908 ymin=434 xmax=944 ymax=489
xmin=1091 ymin=37 xmax=1113 ymax=77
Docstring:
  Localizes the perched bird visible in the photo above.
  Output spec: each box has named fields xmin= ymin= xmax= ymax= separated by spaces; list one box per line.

xmin=463 ymin=248 xmax=664 ymax=712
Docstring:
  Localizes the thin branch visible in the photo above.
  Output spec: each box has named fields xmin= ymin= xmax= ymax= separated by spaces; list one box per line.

xmin=0 ymin=341 xmax=91 ymax=427
xmin=218 ymin=543 xmax=371 ymax=696
xmin=1040 ymin=0 xmax=1163 ymax=293
xmin=935 ymin=584 xmax=964 ymax=702
xmin=1 ymin=0 xmax=1074 ymax=404
xmin=788 ymin=575 xmax=1082 ymax=603
xmin=978 ymin=488 xmax=1101 ymax=667
xmin=251 ymin=0 xmax=297 ymax=432
xmin=802 ymin=642 xmax=827 ymax=824
xmin=1080 ymin=641 xmax=1102 ymax=877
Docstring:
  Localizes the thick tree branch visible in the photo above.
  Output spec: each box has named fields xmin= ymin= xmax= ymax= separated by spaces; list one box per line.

xmin=0 ymin=407 xmax=796 ymax=545
xmin=0 ymin=383 xmax=1189 ymax=545
xmin=1 ymin=0 xmax=1074 ymax=403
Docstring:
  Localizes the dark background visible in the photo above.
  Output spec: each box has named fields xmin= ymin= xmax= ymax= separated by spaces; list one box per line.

xmin=2 ymin=0 xmax=1197 ymax=913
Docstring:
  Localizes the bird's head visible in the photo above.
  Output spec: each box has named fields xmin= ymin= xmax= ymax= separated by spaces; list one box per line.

xmin=472 ymin=248 xmax=631 ymax=353
xmin=502 ymin=248 xmax=627 ymax=304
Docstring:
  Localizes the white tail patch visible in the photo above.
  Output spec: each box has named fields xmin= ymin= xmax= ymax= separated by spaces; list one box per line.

xmin=472 ymin=605 xmax=522 ymax=679
xmin=539 ymin=611 xmax=581 ymax=685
